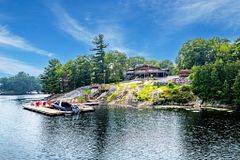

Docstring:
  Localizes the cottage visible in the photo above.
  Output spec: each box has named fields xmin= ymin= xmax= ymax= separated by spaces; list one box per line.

xmin=126 ymin=65 xmax=168 ymax=80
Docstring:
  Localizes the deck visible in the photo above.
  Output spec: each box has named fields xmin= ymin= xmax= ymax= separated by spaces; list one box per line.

xmin=23 ymin=105 xmax=72 ymax=116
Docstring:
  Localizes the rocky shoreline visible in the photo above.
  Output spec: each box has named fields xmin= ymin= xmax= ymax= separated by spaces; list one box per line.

xmin=44 ymin=80 xmax=238 ymax=113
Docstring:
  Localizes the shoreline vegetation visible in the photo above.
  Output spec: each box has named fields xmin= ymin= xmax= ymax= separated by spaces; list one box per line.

xmin=45 ymin=79 xmax=237 ymax=113
xmin=1 ymin=35 xmax=240 ymax=113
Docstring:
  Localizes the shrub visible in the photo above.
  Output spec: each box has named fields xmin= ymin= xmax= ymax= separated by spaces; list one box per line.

xmin=180 ymin=84 xmax=191 ymax=92
xmin=107 ymin=92 xmax=118 ymax=102
xmin=137 ymin=84 xmax=157 ymax=102
xmin=130 ymin=83 xmax=138 ymax=90
xmin=167 ymin=82 xmax=175 ymax=89
xmin=83 ymin=89 xmax=91 ymax=95
xmin=77 ymin=96 xmax=85 ymax=103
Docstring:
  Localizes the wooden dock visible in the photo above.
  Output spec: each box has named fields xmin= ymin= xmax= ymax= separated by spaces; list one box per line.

xmin=23 ymin=105 xmax=72 ymax=116
xmin=23 ymin=103 xmax=95 ymax=116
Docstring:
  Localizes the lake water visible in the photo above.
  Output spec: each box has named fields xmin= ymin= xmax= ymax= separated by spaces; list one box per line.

xmin=1 ymin=95 xmax=240 ymax=160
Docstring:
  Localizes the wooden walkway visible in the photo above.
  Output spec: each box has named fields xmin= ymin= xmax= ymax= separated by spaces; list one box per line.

xmin=23 ymin=105 xmax=72 ymax=116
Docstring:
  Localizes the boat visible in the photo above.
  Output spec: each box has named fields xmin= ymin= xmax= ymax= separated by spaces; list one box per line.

xmin=52 ymin=101 xmax=80 ymax=114
xmin=23 ymin=99 xmax=95 ymax=116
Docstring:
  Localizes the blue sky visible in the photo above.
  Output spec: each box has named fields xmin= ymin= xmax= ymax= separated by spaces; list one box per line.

xmin=0 ymin=0 xmax=240 ymax=77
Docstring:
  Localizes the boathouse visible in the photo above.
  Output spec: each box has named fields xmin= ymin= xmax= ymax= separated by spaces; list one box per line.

xmin=126 ymin=65 xmax=168 ymax=79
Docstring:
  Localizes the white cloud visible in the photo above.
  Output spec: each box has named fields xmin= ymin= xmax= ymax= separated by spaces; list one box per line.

xmin=124 ymin=0 xmax=240 ymax=28
xmin=0 ymin=55 xmax=42 ymax=76
xmin=171 ymin=0 xmax=240 ymax=27
xmin=50 ymin=3 xmax=94 ymax=45
xmin=50 ymin=3 xmax=146 ymax=57
xmin=0 ymin=26 xmax=53 ymax=57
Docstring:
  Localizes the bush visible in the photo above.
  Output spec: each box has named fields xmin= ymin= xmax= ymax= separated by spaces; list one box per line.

xmin=107 ymin=92 xmax=118 ymax=102
xmin=180 ymin=84 xmax=191 ymax=92
xmin=137 ymin=84 xmax=157 ymax=102
xmin=83 ymin=89 xmax=91 ymax=95
xmin=77 ymin=96 xmax=85 ymax=103
xmin=167 ymin=82 xmax=175 ymax=89
xmin=130 ymin=83 xmax=138 ymax=90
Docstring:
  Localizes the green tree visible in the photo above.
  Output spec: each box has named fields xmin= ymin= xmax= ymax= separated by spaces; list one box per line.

xmin=62 ymin=60 xmax=76 ymax=92
xmin=91 ymin=34 xmax=108 ymax=84
xmin=176 ymin=38 xmax=230 ymax=69
xmin=105 ymin=51 xmax=127 ymax=83
xmin=40 ymin=59 xmax=62 ymax=93
xmin=160 ymin=60 xmax=175 ymax=75
xmin=222 ymin=80 xmax=231 ymax=104
xmin=233 ymin=72 xmax=240 ymax=105
xmin=191 ymin=61 xmax=240 ymax=104
xmin=145 ymin=59 xmax=160 ymax=67
xmin=75 ymin=55 xmax=92 ymax=87
xmin=191 ymin=65 xmax=212 ymax=101
xmin=126 ymin=56 xmax=145 ymax=69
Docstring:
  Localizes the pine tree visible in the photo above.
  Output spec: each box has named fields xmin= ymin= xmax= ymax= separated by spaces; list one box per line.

xmin=91 ymin=34 xmax=108 ymax=84
xmin=40 ymin=59 xmax=62 ymax=93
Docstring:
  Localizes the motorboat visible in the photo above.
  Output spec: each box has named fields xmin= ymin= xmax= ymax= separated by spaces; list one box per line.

xmin=52 ymin=101 xmax=80 ymax=114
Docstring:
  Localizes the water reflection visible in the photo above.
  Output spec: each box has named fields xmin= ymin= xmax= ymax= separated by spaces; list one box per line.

xmin=92 ymin=108 xmax=109 ymax=159
xmin=180 ymin=111 xmax=240 ymax=159
xmin=1 ymin=95 xmax=240 ymax=160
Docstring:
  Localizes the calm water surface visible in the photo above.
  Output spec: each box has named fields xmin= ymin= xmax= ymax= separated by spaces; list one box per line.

xmin=0 ymin=95 xmax=240 ymax=160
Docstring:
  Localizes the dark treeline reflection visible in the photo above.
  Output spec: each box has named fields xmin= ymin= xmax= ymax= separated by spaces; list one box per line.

xmin=179 ymin=110 xmax=240 ymax=159
xmin=92 ymin=108 xmax=109 ymax=159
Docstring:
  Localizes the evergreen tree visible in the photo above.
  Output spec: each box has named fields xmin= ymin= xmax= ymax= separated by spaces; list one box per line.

xmin=91 ymin=34 xmax=108 ymax=84
xmin=62 ymin=60 xmax=76 ymax=92
xmin=75 ymin=55 xmax=92 ymax=87
xmin=40 ymin=59 xmax=62 ymax=94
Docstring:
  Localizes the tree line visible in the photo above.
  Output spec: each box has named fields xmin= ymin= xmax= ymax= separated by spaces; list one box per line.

xmin=176 ymin=37 xmax=240 ymax=105
xmin=40 ymin=34 xmax=175 ymax=94
xmin=0 ymin=72 xmax=41 ymax=95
